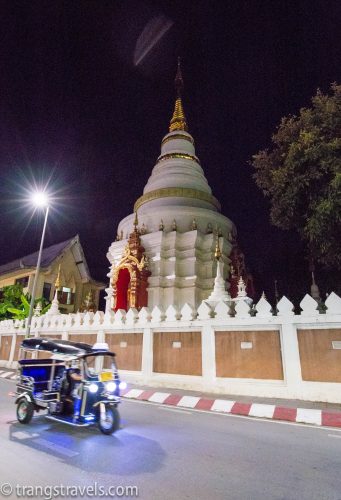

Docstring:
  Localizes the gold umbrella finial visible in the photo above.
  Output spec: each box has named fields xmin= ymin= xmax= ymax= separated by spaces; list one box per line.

xmin=55 ymin=264 xmax=62 ymax=289
xmin=214 ymin=235 xmax=222 ymax=261
xmin=133 ymin=210 xmax=139 ymax=228
xmin=169 ymin=57 xmax=188 ymax=132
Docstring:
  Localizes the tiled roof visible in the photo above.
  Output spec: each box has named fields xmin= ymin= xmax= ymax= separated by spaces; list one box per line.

xmin=0 ymin=237 xmax=76 ymax=276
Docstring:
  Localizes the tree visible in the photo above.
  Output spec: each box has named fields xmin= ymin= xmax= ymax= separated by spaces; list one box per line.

xmin=0 ymin=284 xmax=50 ymax=320
xmin=0 ymin=284 xmax=23 ymax=319
xmin=251 ymin=83 xmax=341 ymax=269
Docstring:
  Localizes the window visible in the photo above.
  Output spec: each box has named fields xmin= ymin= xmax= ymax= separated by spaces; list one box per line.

xmin=57 ymin=287 xmax=75 ymax=305
xmin=15 ymin=276 xmax=29 ymax=288
xmin=42 ymin=282 xmax=52 ymax=301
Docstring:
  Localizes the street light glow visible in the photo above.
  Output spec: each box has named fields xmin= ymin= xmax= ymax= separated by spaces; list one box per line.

xmin=31 ymin=191 xmax=49 ymax=208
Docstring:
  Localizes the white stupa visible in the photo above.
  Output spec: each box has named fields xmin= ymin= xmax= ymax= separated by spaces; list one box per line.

xmin=106 ymin=60 xmax=235 ymax=311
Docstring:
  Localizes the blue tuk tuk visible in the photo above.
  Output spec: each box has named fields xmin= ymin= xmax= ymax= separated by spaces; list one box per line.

xmin=14 ymin=338 xmax=126 ymax=434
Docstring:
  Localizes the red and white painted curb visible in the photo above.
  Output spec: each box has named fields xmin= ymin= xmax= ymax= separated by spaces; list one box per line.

xmin=2 ymin=370 xmax=340 ymax=429
xmin=121 ymin=388 xmax=341 ymax=429
xmin=0 ymin=370 xmax=17 ymax=380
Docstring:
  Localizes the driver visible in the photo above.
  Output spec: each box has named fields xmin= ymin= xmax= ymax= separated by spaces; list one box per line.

xmin=64 ymin=362 xmax=82 ymax=421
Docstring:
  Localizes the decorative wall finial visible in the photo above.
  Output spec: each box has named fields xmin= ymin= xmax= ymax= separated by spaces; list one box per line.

xmin=191 ymin=218 xmax=197 ymax=230
xmin=159 ymin=219 xmax=164 ymax=231
xmin=172 ymin=219 xmax=177 ymax=231
xmin=169 ymin=57 xmax=188 ymax=132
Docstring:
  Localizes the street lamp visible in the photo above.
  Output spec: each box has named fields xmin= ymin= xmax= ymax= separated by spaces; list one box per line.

xmin=25 ymin=191 xmax=50 ymax=337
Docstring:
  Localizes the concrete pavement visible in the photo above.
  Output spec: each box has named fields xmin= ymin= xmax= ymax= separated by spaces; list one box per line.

xmin=1 ymin=378 xmax=341 ymax=499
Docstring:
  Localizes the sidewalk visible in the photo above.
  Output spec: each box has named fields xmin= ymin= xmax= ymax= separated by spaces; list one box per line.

xmin=121 ymin=383 xmax=341 ymax=429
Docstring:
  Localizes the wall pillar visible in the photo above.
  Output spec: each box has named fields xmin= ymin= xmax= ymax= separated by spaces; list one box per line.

xmin=141 ymin=327 xmax=153 ymax=381
xmin=7 ymin=333 xmax=17 ymax=368
xmin=280 ymin=320 xmax=303 ymax=398
xmin=97 ymin=329 xmax=105 ymax=344
xmin=201 ymin=325 xmax=216 ymax=388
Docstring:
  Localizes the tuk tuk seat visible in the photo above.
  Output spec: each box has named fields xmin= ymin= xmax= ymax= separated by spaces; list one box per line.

xmin=18 ymin=359 xmax=65 ymax=393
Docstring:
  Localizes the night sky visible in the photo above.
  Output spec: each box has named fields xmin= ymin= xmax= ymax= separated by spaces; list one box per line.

xmin=1 ymin=0 xmax=340 ymax=305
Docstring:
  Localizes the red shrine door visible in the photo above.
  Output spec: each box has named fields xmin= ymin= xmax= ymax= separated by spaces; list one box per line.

xmin=115 ymin=268 xmax=131 ymax=311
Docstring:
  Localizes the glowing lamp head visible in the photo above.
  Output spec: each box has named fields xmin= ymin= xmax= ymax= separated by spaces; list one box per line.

xmin=119 ymin=381 xmax=127 ymax=391
xmin=106 ymin=382 xmax=116 ymax=392
xmin=88 ymin=383 xmax=98 ymax=393
xmin=31 ymin=191 xmax=49 ymax=208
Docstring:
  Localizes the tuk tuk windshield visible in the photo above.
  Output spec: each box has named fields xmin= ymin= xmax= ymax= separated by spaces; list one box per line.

xmin=83 ymin=355 xmax=117 ymax=380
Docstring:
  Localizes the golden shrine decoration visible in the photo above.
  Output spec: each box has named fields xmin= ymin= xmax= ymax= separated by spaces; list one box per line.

xmin=111 ymin=224 xmax=151 ymax=311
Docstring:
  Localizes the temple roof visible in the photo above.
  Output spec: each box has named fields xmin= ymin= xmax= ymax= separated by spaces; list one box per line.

xmin=0 ymin=237 xmax=75 ymax=276
xmin=0 ymin=235 xmax=105 ymax=287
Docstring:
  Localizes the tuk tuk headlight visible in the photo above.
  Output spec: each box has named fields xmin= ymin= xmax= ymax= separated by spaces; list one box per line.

xmin=88 ymin=383 xmax=98 ymax=393
xmin=106 ymin=382 xmax=116 ymax=392
xmin=119 ymin=381 xmax=127 ymax=390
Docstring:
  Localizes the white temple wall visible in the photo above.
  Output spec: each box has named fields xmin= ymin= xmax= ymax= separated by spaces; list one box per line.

xmin=1 ymin=293 xmax=341 ymax=404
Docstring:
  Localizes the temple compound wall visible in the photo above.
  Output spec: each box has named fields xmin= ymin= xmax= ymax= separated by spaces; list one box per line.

xmin=0 ymin=291 xmax=340 ymax=403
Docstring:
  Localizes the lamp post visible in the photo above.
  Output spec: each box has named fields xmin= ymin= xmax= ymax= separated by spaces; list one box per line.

xmin=25 ymin=191 xmax=50 ymax=338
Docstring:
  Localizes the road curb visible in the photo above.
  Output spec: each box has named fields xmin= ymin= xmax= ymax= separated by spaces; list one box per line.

xmin=121 ymin=388 xmax=341 ymax=429
xmin=2 ymin=369 xmax=340 ymax=429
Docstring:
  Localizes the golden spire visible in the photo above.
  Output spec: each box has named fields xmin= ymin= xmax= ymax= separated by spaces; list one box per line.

xmin=214 ymin=235 xmax=222 ymax=261
xmin=169 ymin=57 xmax=188 ymax=132
xmin=55 ymin=264 xmax=62 ymax=289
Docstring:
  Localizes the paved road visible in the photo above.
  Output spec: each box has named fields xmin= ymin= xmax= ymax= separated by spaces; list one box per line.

xmin=0 ymin=379 xmax=340 ymax=500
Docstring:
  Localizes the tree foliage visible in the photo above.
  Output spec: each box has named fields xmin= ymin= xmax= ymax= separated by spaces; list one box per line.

xmin=0 ymin=285 xmax=50 ymax=320
xmin=251 ymin=83 xmax=341 ymax=268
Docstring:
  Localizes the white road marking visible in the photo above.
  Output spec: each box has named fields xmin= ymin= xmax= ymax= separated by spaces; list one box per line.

xmin=296 ymin=408 xmax=322 ymax=426
xmin=249 ymin=403 xmax=275 ymax=419
xmin=124 ymin=389 xmax=144 ymax=399
xmin=148 ymin=392 xmax=171 ymax=403
xmin=11 ymin=375 xmax=17 ymax=380
xmin=328 ymin=434 xmax=341 ymax=439
xmin=0 ymin=371 xmax=4 ymax=375
xmin=158 ymin=406 xmax=193 ymax=414
xmin=211 ymin=399 xmax=235 ymax=413
xmin=177 ymin=396 xmax=201 ymax=408
xmin=12 ymin=431 xmax=40 ymax=439
xmin=0 ymin=372 xmax=12 ymax=378
xmin=33 ymin=438 xmax=79 ymax=457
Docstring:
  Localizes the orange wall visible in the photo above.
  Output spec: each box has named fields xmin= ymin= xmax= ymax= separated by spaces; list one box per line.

xmin=153 ymin=331 xmax=202 ymax=376
xmin=215 ymin=330 xmax=283 ymax=380
xmin=298 ymin=329 xmax=341 ymax=382
xmin=105 ymin=333 xmax=143 ymax=371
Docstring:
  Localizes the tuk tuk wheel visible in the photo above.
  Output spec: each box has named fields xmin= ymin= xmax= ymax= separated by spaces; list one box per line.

xmin=98 ymin=406 xmax=120 ymax=435
xmin=17 ymin=399 xmax=34 ymax=424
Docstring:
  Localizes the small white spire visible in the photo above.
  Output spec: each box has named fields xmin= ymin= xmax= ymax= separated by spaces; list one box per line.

xmin=207 ymin=260 xmax=231 ymax=303
xmin=234 ymin=276 xmax=253 ymax=305
xmin=46 ymin=288 xmax=60 ymax=316
xmin=33 ymin=302 xmax=42 ymax=317
xmin=237 ymin=276 xmax=247 ymax=297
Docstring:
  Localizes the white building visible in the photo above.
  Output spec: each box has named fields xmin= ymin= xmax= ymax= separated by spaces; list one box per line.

xmin=106 ymin=62 xmax=235 ymax=312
